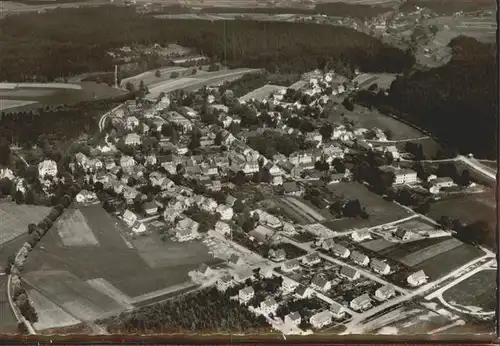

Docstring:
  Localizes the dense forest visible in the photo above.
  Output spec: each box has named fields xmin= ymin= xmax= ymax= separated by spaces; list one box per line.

xmin=356 ymin=36 xmax=497 ymax=158
xmin=0 ymin=6 xmax=414 ymax=82
xmin=102 ymin=287 xmax=270 ymax=334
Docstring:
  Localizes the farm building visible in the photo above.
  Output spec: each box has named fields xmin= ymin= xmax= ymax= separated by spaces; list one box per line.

xmin=394 ymin=228 xmax=413 ymax=241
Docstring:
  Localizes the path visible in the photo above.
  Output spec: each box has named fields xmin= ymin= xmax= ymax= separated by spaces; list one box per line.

xmin=426 ymin=319 xmax=465 ymax=334
xmin=366 ymin=136 xmax=430 ymax=144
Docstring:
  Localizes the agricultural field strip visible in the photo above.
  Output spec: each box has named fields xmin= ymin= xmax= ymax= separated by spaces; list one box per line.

xmin=360 ymin=238 xmax=395 ymax=252
xmin=85 ymin=278 xmax=134 ymax=309
xmin=399 ymin=238 xmax=463 ymax=267
xmin=274 ymin=198 xmax=316 ymax=224
xmin=0 ymin=99 xmax=38 ymax=111
xmin=284 ymin=197 xmax=326 ymax=221
xmin=0 ymin=83 xmax=82 ymax=90
xmin=29 ymin=289 xmax=81 ymax=330
xmin=56 ymin=210 xmax=100 ymax=247
xmin=239 ymin=84 xmax=285 ymax=102
xmin=0 ymin=204 xmax=50 ymax=245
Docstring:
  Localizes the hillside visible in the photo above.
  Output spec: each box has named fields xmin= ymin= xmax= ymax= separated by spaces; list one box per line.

xmin=0 ymin=6 xmax=413 ymax=82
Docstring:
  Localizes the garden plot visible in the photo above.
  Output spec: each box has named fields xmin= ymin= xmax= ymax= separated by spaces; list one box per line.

xmin=399 ymin=237 xmax=463 ymax=267
xmin=54 ymin=209 xmax=99 ymax=247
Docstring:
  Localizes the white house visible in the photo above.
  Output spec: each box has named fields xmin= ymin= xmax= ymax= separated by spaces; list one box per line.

xmin=132 ymin=221 xmax=147 ymax=234
xmin=268 ymin=248 xmax=287 ymax=262
xmin=330 ymin=301 xmax=346 ymax=319
xmin=331 ymin=243 xmax=350 ymax=258
xmin=217 ymin=275 xmax=233 ymax=291
xmin=375 ymin=285 xmax=396 ymax=301
xmin=123 ymin=209 xmax=137 ymax=226
xmin=371 ymin=259 xmax=391 ymax=275
xmin=75 ymin=189 xmax=97 ymax=203
xmin=216 ymin=204 xmax=233 ymax=221
xmin=260 ymin=297 xmax=279 ymax=315
xmin=350 ymin=251 xmax=369 ymax=266
xmin=302 ymin=252 xmax=321 ymax=266
xmin=431 ymin=177 xmax=455 ymax=189
xmin=340 ymin=266 xmax=360 ymax=281
xmin=351 ymin=228 xmax=372 ymax=242
xmin=350 ymin=294 xmax=372 ymax=311
xmin=126 ymin=116 xmax=139 ymax=129
xmin=309 ymin=311 xmax=333 ymax=329
xmin=38 ymin=160 xmax=58 ymax=178
xmin=281 ymin=259 xmax=300 ymax=273
xmin=239 ymin=286 xmax=254 ymax=304
xmin=380 ymin=166 xmax=418 ymax=185
xmin=407 ymin=270 xmax=428 ymax=287
xmin=124 ymin=133 xmax=142 ymax=146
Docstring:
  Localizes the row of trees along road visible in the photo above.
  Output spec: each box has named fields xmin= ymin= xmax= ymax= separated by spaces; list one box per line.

xmin=5 ymin=190 xmax=77 ymax=334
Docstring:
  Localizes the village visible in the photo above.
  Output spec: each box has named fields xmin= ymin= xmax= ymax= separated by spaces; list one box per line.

xmin=1 ymin=67 xmax=495 ymax=336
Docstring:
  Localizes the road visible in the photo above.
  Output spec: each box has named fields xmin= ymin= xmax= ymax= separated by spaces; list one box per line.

xmin=98 ymin=104 xmax=124 ymax=132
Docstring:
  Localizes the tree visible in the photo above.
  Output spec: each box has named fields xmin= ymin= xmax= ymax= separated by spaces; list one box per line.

xmin=233 ymin=171 xmax=247 ymax=186
xmin=214 ymin=131 xmax=223 ymax=146
xmin=342 ymin=98 xmax=354 ymax=111
xmin=0 ymin=138 xmax=11 ymax=166
xmin=170 ymin=129 xmax=180 ymax=144
xmin=155 ymin=70 xmax=161 ymax=78
xmin=28 ymin=223 xmax=37 ymax=235
xmin=14 ymin=190 xmax=24 ymax=204
xmin=319 ymin=123 xmax=333 ymax=140
xmin=170 ymin=71 xmax=180 ymax=79
xmin=343 ymin=199 xmax=363 ymax=218
xmin=233 ymin=199 xmax=244 ymax=214
xmin=125 ymin=82 xmax=135 ymax=92
xmin=458 ymin=169 xmax=471 ymax=186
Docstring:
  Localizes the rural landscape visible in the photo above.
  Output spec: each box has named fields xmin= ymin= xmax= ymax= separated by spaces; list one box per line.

xmin=0 ymin=0 xmax=497 ymax=341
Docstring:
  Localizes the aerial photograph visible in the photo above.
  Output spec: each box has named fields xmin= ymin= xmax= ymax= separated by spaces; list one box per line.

xmin=0 ymin=0 xmax=496 ymax=340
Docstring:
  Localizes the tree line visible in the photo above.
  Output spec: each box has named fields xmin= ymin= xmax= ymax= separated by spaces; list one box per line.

xmin=0 ymin=6 xmax=414 ymax=82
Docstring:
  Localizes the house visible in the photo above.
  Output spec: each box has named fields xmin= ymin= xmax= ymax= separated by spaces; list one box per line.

xmin=271 ymin=175 xmax=283 ymax=186
xmin=124 ymin=133 xmax=142 ymax=146
xmin=268 ymin=248 xmax=286 ymax=262
xmin=309 ymin=311 xmax=333 ymax=329
xmin=239 ymin=286 xmax=255 ymax=303
xmin=176 ymin=217 xmax=199 ymax=241
xmin=260 ymin=297 xmax=279 ymax=315
xmin=145 ymin=154 xmax=157 ymax=166
xmin=302 ymin=252 xmax=321 ymax=266
xmin=132 ymin=221 xmax=147 ymax=234
xmin=75 ymin=190 xmax=97 ymax=203
xmin=253 ymin=210 xmax=282 ymax=229
xmin=330 ymin=301 xmax=346 ymax=319
xmin=350 ymin=294 xmax=372 ymax=311
xmin=322 ymin=238 xmax=336 ymax=251
xmin=431 ymin=177 xmax=455 ymax=189
xmin=120 ymin=156 xmax=136 ymax=169
xmin=105 ymin=158 xmax=116 ymax=170
xmin=234 ymin=268 xmax=254 ymax=283
xmin=226 ymin=195 xmax=237 ymax=207
xmin=371 ymin=259 xmax=391 ymax=275
xmin=216 ymin=204 xmax=233 ymax=221
xmin=283 ymin=182 xmax=302 ymax=196
xmin=281 ymin=259 xmax=300 ymax=273
xmin=331 ymin=243 xmax=350 ymax=258
xmin=38 ymin=160 xmax=58 ymax=178
xmin=217 ymin=275 xmax=233 ymax=292
xmin=197 ymin=263 xmax=212 ymax=276
xmin=310 ymin=274 xmax=331 ymax=292
xmin=350 ymin=251 xmax=370 ymax=266
xmin=215 ymin=221 xmax=231 ymax=236
xmin=210 ymin=180 xmax=222 ymax=191
xmin=375 ymin=285 xmax=396 ymax=301
xmin=126 ymin=116 xmax=139 ymax=129
xmin=351 ymin=228 xmax=372 ymax=242
xmin=123 ymin=209 xmax=137 ymax=226
xmin=379 ymin=166 xmax=418 ymax=185
xmin=340 ymin=266 xmax=360 ymax=281
xmin=228 ymin=254 xmax=245 ymax=267
xmin=407 ymin=270 xmax=428 ymax=287
xmin=176 ymin=228 xmax=195 ymax=242
xmin=123 ymin=186 xmax=139 ymax=201
xmin=295 ymin=284 xmax=314 ymax=299
xmin=394 ymin=227 xmax=413 ymax=241
xmin=282 ymin=222 xmax=296 ymax=235
xmin=285 ymin=312 xmax=301 ymax=326
xmin=143 ymin=201 xmax=158 ymax=215
xmin=282 ymin=277 xmax=299 ymax=292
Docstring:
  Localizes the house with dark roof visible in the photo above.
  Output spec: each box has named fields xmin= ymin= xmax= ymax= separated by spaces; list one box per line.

xmin=371 ymin=259 xmax=391 ymax=275
xmin=340 ymin=266 xmax=360 ymax=281
xmin=302 ymin=252 xmax=321 ymax=266
xmin=350 ymin=251 xmax=369 ymax=266
xmin=197 ymin=263 xmax=212 ymax=276
xmin=283 ymin=181 xmax=302 ymax=196
xmin=268 ymin=248 xmax=287 ymax=262
xmin=331 ymin=243 xmax=350 ymax=258
xmin=281 ymin=259 xmax=300 ymax=273
xmin=285 ymin=312 xmax=302 ymax=325
xmin=310 ymin=274 xmax=331 ymax=292
xmin=295 ymin=284 xmax=314 ymax=299
xmin=330 ymin=301 xmax=346 ymax=319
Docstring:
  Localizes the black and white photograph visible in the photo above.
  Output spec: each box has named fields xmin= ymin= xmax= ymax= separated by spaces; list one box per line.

xmin=0 ymin=0 xmax=497 ymax=340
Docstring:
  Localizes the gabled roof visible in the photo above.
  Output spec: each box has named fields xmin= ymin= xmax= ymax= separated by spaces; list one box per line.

xmin=340 ymin=266 xmax=359 ymax=279
xmin=350 ymin=250 xmax=369 ymax=263
xmin=261 ymin=296 xmax=277 ymax=308
xmin=330 ymin=301 xmax=345 ymax=314
xmin=286 ymin=311 xmax=301 ymax=322
xmin=239 ymin=286 xmax=254 ymax=295
xmin=311 ymin=274 xmax=329 ymax=288
xmin=371 ymin=258 xmax=390 ymax=271
xmin=352 ymin=293 xmax=371 ymax=305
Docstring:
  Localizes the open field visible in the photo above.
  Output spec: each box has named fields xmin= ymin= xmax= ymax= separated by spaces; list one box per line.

xmin=0 ymin=276 xmax=19 ymax=334
xmin=394 ymin=217 xmax=438 ymax=233
xmin=0 ymin=99 xmax=38 ymax=111
xmin=54 ymin=209 xmax=99 ymax=247
xmin=0 ymin=202 xmax=50 ymax=245
xmin=0 ymin=83 xmax=82 ymax=90
xmin=21 ymin=204 xmax=218 ymax=322
xmin=0 ymin=82 xmax=126 ymax=114
xmin=239 ymin=84 xmax=286 ymax=102
xmin=29 ymin=289 xmax=81 ymax=330
xmin=146 ymin=68 xmax=260 ymax=99
xmin=266 ymin=198 xmax=321 ymax=225
xmin=442 ymin=269 xmax=496 ymax=314
xmin=322 ymin=182 xmax=411 ymax=232
xmin=398 ymin=237 xmax=463 ymax=267
xmin=120 ymin=67 xmax=190 ymax=89
xmin=1 ymin=0 xmax=106 ymax=15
